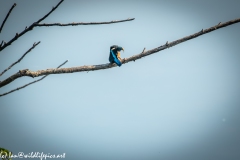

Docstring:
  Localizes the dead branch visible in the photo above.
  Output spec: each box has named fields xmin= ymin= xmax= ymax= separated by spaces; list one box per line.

xmin=0 ymin=60 xmax=68 ymax=97
xmin=0 ymin=18 xmax=239 ymax=89
xmin=0 ymin=0 xmax=63 ymax=52
xmin=0 ymin=41 xmax=41 ymax=76
xmin=0 ymin=3 xmax=16 ymax=33
xmin=35 ymin=18 xmax=135 ymax=27
xmin=0 ymin=0 xmax=134 ymax=52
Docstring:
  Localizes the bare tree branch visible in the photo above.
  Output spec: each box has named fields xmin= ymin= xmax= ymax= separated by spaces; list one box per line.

xmin=0 ymin=41 xmax=41 ymax=76
xmin=0 ymin=18 xmax=134 ymax=52
xmin=35 ymin=18 xmax=135 ymax=27
xmin=0 ymin=17 xmax=239 ymax=89
xmin=0 ymin=3 xmax=16 ymax=33
xmin=0 ymin=60 xmax=68 ymax=97
xmin=0 ymin=0 xmax=63 ymax=52
xmin=0 ymin=0 xmax=135 ymax=52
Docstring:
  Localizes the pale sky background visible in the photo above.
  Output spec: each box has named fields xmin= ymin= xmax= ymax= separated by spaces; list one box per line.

xmin=0 ymin=0 xmax=240 ymax=160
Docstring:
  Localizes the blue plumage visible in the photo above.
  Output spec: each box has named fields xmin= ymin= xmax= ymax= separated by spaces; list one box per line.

xmin=109 ymin=45 xmax=124 ymax=67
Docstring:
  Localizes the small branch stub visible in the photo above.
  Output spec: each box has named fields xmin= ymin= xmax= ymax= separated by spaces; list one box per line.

xmin=19 ymin=69 xmax=29 ymax=75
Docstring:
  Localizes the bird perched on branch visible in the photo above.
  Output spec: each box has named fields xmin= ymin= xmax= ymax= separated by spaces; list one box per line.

xmin=109 ymin=45 xmax=124 ymax=67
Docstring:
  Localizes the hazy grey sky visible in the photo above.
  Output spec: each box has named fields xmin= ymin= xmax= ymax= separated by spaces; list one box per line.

xmin=1 ymin=0 xmax=240 ymax=160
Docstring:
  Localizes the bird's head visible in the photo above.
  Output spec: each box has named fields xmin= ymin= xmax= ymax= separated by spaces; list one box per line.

xmin=117 ymin=46 xmax=124 ymax=52
xmin=111 ymin=45 xmax=124 ymax=52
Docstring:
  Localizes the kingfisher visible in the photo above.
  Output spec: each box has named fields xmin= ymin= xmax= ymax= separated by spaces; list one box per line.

xmin=109 ymin=45 xmax=124 ymax=67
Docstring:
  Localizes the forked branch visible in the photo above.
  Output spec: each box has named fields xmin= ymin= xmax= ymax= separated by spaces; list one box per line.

xmin=0 ymin=0 xmax=134 ymax=52
xmin=1 ymin=18 xmax=239 ymax=90
xmin=0 ymin=0 xmax=63 ymax=51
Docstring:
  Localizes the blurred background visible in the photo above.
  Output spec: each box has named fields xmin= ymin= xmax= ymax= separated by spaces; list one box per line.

xmin=0 ymin=0 xmax=240 ymax=159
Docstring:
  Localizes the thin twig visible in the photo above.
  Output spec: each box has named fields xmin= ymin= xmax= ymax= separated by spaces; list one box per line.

xmin=0 ymin=41 xmax=3 ymax=47
xmin=0 ymin=41 xmax=41 ymax=76
xmin=0 ymin=60 xmax=68 ymax=97
xmin=0 ymin=18 xmax=240 ymax=88
xmin=0 ymin=3 xmax=16 ymax=33
xmin=36 ymin=0 xmax=64 ymax=23
xmin=35 ymin=18 xmax=135 ymax=26
xmin=56 ymin=60 xmax=68 ymax=68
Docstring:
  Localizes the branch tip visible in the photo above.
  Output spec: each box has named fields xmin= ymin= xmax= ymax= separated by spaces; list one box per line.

xmin=0 ymin=3 xmax=17 ymax=33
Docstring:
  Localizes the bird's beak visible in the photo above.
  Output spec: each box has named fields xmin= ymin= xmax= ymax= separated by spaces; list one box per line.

xmin=122 ymin=48 xmax=124 ymax=52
